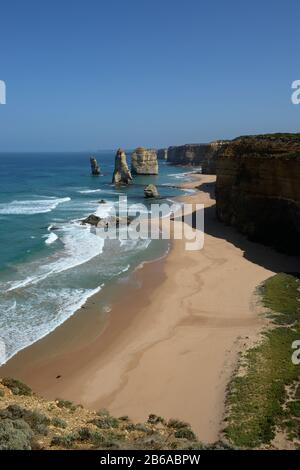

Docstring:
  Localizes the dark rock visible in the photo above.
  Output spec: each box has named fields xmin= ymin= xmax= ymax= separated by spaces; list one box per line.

xmin=81 ymin=214 xmax=101 ymax=226
xmin=90 ymin=157 xmax=101 ymax=175
xmin=98 ymin=199 xmax=106 ymax=204
xmin=157 ymin=148 xmax=168 ymax=160
xmin=144 ymin=184 xmax=159 ymax=198
xmin=81 ymin=214 xmax=134 ymax=228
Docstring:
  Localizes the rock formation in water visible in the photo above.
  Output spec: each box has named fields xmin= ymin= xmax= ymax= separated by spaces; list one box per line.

xmin=81 ymin=214 xmax=134 ymax=227
xmin=131 ymin=147 xmax=158 ymax=175
xmin=215 ymin=133 xmax=300 ymax=254
xmin=167 ymin=141 xmax=228 ymax=173
xmin=144 ymin=184 xmax=159 ymax=198
xmin=112 ymin=148 xmax=133 ymax=184
xmin=81 ymin=214 xmax=101 ymax=226
xmin=157 ymin=148 xmax=168 ymax=160
xmin=90 ymin=157 xmax=100 ymax=175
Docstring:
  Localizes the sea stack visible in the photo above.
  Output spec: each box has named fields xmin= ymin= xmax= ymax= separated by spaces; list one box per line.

xmin=90 ymin=156 xmax=100 ymax=175
xmin=144 ymin=184 xmax=159 ymax=198
xmin=131 ymin=147 xmax=158 ymax=175
xmin=112 ymin=148 xmax=133 ymax=184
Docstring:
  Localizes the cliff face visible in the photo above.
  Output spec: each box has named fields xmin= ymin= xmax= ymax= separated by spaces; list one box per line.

xmin=215 ymin=134 xmax=300 ymax=254
xmin=131 ymin=147 xmax=158 ymax=175
xmin=167 ymin=144 xmax=210 ymax=166
xmin=167 ymin=141 xmax=228 ymax=172
xmin=157 ymin=148 xmax=168 ymax=160
xmin=112 ymin=148 xmax=132 ymax=184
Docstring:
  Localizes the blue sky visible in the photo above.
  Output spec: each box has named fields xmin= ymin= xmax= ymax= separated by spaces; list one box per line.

xmin=0 ymin=0 xmax=300 ymax=151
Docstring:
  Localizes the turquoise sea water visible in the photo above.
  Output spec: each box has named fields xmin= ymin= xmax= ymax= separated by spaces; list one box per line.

xmin=0 ymin=152 xmax=199 ymax=363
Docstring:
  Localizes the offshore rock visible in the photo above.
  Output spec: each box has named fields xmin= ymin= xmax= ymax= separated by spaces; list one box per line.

xmin=144 ymin=184 xmax=159 ymax=198
xmin=112 ymin=149 xmax=133 ymax=184
xmin=90 ymin=157 xmax=100 ymax=175
xmin=131 ymin=147 xmax=158 ymax=175
xmin=81 ymin=214 xmax=134 ymax=228
xmin=81 ymin=214 xmax=101 ymax=226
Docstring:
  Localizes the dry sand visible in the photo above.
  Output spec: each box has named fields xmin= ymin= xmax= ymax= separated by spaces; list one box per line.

xmin=1 ymin=175 xmax=299 ymax=442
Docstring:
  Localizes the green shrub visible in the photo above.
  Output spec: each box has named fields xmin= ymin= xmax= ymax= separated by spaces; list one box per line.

xmin=147 ymin=414 xmax=165 ymax=424
xmin=167 ymin=418 xmax=190 ymax=429
xmin=78 ymin=427 xmax=105 ymax=446
xmin=51 ymin=417 xmax=67 ymax=429
xmin=51 ymin=433 xmax=78 ymax=449
xmin=55 ymin=399 xmax=77 ymax=412
xmin=0 ymin=418 xmax=33 ymax=450
xmin=90 ymin=415 xmax=119 ymax=429
xmin=0 ymin=404 xmax=50 ymax=435
xmin=174 ymin=428 xmax=196 ymax=440
xmin=287 ymin=400 xmax=300 ymax=417
xmin=1 ymin=377 xmax=32 ymax=396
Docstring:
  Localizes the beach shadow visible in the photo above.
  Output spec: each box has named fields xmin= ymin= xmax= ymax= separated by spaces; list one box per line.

xmin=185 ymin=184 xmax=300 ymax=273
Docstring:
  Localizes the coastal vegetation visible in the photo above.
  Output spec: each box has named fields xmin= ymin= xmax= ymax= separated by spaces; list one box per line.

xmin=0 ymin=378 xmax=230 ymax=450
xmin=225 ymin=273 xmax=300 ymax=449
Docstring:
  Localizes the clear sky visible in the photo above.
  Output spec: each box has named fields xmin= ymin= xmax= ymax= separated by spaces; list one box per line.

xmin=0 ymin=0 xmax=300 ymax=151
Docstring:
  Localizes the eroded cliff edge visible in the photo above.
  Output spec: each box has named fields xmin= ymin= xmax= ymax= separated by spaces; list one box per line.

xmin=167 ymin=141 xmax=228 ymax=173
xmin=215 ymin=134 xmax=300 ymax=254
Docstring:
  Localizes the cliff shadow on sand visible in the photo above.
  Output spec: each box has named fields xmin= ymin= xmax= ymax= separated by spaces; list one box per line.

xmin=187 ymin=180 xmax=300 ymax=275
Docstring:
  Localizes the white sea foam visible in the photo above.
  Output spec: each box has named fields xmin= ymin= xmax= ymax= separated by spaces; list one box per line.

xmin=45 ymin=232 xmax=58 ymax=245
xmin=78 ymin=189 xmax=102 ymax=194
xmin=7 ymin=222 xmax=105 ymax=291
xmin=0 ymin=197 xmax=71 ymax=215
xmin=0 ymin=286 xmax=101 ymax=365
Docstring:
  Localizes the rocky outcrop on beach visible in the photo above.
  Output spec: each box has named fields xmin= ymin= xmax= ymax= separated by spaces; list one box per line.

xmin=215 ymin=133 xmax=300 ymax=254
xmin=131 ymin=147 xmax=158 ymax=175
xmin=112 ymin=149 xmax=132 ymax=184
xmin=144 ymin=184 xmax=159 ymax=198
xmin=90 ymin=157 xmax=100 ymax=175
xmin=167 ymin=141 xmax=228 ymax=172
xmin=157 ymin=148 xmax=168 ymax=160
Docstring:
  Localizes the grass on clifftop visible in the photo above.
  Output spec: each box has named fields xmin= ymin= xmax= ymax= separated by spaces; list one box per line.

xmin=224 ymin=273 xmax=300 ymax=448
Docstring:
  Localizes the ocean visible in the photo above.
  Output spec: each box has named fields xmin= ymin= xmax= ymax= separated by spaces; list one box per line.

xmin=0 ymin=151 xmax=199 ymax=364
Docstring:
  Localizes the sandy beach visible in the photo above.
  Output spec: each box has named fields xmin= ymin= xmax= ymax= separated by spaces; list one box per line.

xmin=1 ymin=174 xmax=299 ymax=442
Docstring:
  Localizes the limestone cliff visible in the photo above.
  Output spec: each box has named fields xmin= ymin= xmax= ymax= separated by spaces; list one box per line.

xmin=215 ymin=134 xmax=300 ymax=254
xmin=131 ymin=147 xmax=158 ymax=175
xmin=167 ymin=141 xmax=228 ymax=172
xmin=157 ymin=148 xmax=168 ymax=160
xmin=112 ymin=148 xmax=132 ymax=184
xmin=167 ymin=144 xmax=209 ymax=166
